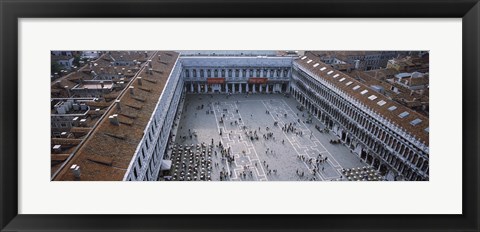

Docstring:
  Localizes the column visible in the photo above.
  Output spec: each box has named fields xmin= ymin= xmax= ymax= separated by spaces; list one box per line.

xmin=246 ymin=83 xmax=249 ymax=92
xmin=226 ymin=83 xmax=229 ymax=93
xmin=415 ymin=157 xmax=421 ymax=167
xmin=197 ymin=83 xmax=201 ymax=93
xmin=190 ymin=83 xmax=194 ymax=93
xmin=239 ymin=83 xmax=243 ymax=93
xmin=253 ymin=84 xmax=256 ymax=93
xmin=266 ymin=84 xmax=269 ymax=93
xmin=205 ymin=84 xmax=208 ymax=93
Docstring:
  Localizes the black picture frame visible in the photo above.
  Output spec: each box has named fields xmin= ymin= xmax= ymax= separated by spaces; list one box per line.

xmin=1 ymin=0 xmax=479 ymax=231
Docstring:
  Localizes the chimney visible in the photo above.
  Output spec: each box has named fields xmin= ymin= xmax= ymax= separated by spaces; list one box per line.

xmin=109 ymin=114 xmax=119 ymax=126
xmin=137 ymin=77 xmax=142 ymax=86
xmin=79 ymin=119 xmax=87 ymax=126
xmin=72 ymin=117 xmax=79 ymax=126
xmin=100 ymin=81 xmax=104 ymax=89
xmin=70 ymin=164 xmax=81 ymax=179
xmin=148 ymin=68 xmax=153 ymax=74
xmin=148 ymin=60 xmax=152 ymax=68
xmin=53 ymin=145 xmax=62 ymax=153
xmin=115 ymin=100 xmax=121 ymax=110
xmin=354 ymin=60 xmax=360 ymax=69
xmin=145 ymin=51 xmax=148 ymax=57
xmin=129 ymin=86 xmax=135 ymax=95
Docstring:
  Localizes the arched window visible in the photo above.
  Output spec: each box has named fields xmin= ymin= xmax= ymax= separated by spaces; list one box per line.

xmin=185 ymin=69 xmax=189 ymax=78
xmin=214 ymin=69 xmax=218 ymax=77
xmin=193 ymin=69 xmax=197 ymax=78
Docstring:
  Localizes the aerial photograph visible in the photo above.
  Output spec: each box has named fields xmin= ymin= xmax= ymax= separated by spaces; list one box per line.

xmin=50 ymin=50 xmax=429 ymax=181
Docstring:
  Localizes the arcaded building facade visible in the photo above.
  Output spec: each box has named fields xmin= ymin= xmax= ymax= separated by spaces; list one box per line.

xmin=181 ymin=56 xmax=294 ymax=94
xmin=124 ymin=57 xmax=184 ymax=181
xmin=291 ymin=54 xmax=429 ymax=181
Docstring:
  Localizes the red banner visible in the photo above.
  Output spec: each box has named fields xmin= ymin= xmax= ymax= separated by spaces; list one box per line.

xmin=207 ymin=78 xmax=225 ymax=84
xmin=248 ymin=78 xmax=268 ymax=84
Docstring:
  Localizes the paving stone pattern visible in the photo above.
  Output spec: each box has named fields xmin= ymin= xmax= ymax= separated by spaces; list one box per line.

xmin=173 ymin=93 xmax=366 ymax=181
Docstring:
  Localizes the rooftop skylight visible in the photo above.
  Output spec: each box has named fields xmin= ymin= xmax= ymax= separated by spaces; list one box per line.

xmin=410 ymin=118 xmax=422 ymax=126
xmin=377 ymin=100 xmax=387 ymax=106
xmin=399 ymin=111 xmax=410 ymax=118
xmin=388 ymin=106 xmax=397 ymax=111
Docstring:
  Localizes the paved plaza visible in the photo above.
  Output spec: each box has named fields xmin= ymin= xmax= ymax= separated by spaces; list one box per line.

xmin=171 ymin=93 xmax=367 ymax=181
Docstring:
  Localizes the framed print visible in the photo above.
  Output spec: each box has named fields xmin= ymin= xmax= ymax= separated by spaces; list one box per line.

xmin=1 ymin=0 xmax=479 ymax=231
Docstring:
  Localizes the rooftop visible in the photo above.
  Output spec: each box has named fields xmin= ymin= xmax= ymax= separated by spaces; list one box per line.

xmin=106 ymin=51 xmax=153 ymax=63
xmin=53 ymin=51 xmax=179 ymax=181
